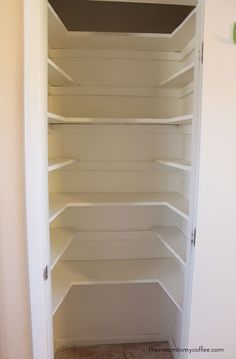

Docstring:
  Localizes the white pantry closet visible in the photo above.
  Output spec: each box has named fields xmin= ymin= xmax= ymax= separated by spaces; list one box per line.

xmin=46 ymin=0 xmax=201 ymax=356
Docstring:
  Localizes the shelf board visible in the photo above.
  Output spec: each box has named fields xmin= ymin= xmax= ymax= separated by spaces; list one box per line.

xmin=160 ymin=63 xmax=194 ymax=88
xmin=50 ymin=228 xmax=77 ymax=270
xmin=48 ymin=158 xmax=76 ymax=172
xmin=49 ymin=192 xmax=189 ymax=223
xmin=155 ymin=159 xmax=191 ymax=171
xmin=48 ymin=112 xmax=66 ymax=124
xmin=162 ymin=114 xmax=193 ymax=125
xmin=47 ymin=112 xmax=193 ymax=126
xmin=48 ymin=58 xmax=73 ymax=86
xmin=153 ymin=226 xmax=187 ymax=267
xmin=52 ymin=258 xmax=184 ymax=315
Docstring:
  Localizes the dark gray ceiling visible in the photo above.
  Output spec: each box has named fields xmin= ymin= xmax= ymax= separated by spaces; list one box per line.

xmin=49 ymin=0 xmax=194 ymax=34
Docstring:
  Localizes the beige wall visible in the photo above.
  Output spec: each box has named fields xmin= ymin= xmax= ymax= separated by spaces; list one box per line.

xmin=0 ymin=1 xmax=32 ymax=358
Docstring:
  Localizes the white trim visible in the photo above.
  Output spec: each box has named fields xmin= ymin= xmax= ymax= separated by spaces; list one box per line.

xmin=180 ymin=1 xmax=204 ymax=356
xmin=24 ymin=0 xmax=53 ymax=358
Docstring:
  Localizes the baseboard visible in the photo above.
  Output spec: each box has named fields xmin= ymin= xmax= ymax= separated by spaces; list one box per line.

xmin=54 ymin=333 xmax=169 ymax=351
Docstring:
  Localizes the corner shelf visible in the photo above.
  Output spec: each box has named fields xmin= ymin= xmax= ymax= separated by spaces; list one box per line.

xmin=48 ymin=112 xmax=66 ymax=123
xmin=154 ymin=159 xmax=191 ymax=171
xmin=47 ymin=112 xmax=193 ymax=126
xmin=153 ymin=226 xmax=187 ymax=267
xmin=160 ymin=63 xmax=194 ymax=88
xmin=48 ymin=58 xmax=73 ymax=86
xmin=48 ymin=192 xmax=189 ymax=223
xmin=52 ymin=258 xmax=184 ymax=315
xmin=48 ymin=158 xmax=77 ymax=172
xmin=50 ymin=228 xmax=77 ymax=270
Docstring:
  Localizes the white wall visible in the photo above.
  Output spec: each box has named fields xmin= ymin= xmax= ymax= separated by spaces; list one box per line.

xmin=0 ymin=1 xmax=32 ymax=358
xmin=188 ymin=0 xmax=236 ymax=357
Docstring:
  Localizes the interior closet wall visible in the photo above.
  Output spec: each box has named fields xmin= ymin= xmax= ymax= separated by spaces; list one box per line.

xmin=47 ymin=2 xmax=197 ymax=353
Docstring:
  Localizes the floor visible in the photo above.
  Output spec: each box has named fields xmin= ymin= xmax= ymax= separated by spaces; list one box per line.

xmin=55 ymin=342 xmax=174 ymax=358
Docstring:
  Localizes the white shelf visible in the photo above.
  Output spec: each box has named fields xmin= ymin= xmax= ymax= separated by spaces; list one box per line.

xmin=48 ymin=112 xmax=193 ymax=126
xmin=48 ymin=112 xmax=66 ymax=123
xmin=162 ymin=114 xmax=193 ymax=125
xmin=48 ymin=58 xmax=73 ymax=86
xmin=48 ymin=158 xmax=76 ymax=172
xmin=160 ymin=63 xmax=194 ymax=88
xmin=155 ymin=159 xmax=191 ymax=171
xmin=153 ymin=226 xmax=187 ymax=267
xmin=52 ymin=259 xmax=184 ymax=315
xmin=49 ymin=192 xmax=189 ymax=223
xmin=50 ymin=228 xmax=77 ymax=270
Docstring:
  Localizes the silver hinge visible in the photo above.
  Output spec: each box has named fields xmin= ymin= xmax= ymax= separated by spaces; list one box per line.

xmin=43 ymin=265 xmax=49 ymax=281
xmin=201 ymin=42 xmax=204 ymax=64
xmin=191 ymin=229 xmax=197 ymax=247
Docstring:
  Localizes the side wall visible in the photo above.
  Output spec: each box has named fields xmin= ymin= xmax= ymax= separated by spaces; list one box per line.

xmin=0 ymin=1 xmax=32 ymax=358
xmin=188 ymin=0 xmax=236 ymax=357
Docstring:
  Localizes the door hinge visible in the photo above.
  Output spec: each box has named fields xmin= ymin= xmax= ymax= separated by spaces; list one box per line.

xmin=191 ymin=229 xmax=197 ymax=247
xmin=43 ymin=265 xmax=49 ymax=281
xmin=201 ymin=42 xmax=204 ymax=64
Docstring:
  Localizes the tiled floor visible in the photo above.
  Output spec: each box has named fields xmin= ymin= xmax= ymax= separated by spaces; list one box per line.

xmin=55 ymin=342 xmax=174 ymax=359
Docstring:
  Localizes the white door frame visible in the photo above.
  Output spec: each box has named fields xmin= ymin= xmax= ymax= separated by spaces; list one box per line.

xmin=24 ymin=0 xmax=53 ymax=358
xmin=180 ymin=0 xmax=205 ymax=356
xmin=22 ymin=1 xmax=205 ymax=358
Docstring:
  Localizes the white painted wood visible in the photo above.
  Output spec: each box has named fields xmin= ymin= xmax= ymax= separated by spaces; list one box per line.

xmin=53 ymin=284 xmax=177 ymax=349
xmin=48 ymin=112 xmax=193 ymax=125
xmin=177 ymin=1 xmax=204 ymax=353
xmin=52 ymin=259 xmax=184 ymax=314
xmin=49 ymin=192 xmax=189 ymax=223
xmin=20 ymin=0 xmax=199 ymax=355
xmin=61 ymin=230 xmax=172 ymax=261
xmin=53 ymin=55 xmax=180 ymax=89
xmin=48 ymin=93 xmax=181 ymax=118
xmin=50 ymin=228 xmax=77 ymax=269
xmin=46 ymin=0 xmax=197 ymax=352
xmin=49 ymin=85 xmax=195 ymax=99
xmin=48 ymin=112 xmax=66 ymax=123
xmin=48 ymin=158 xmax=77 ymax=172
xmin=180 ymin=38 xmax=196 ymax=61
xmin=49 ymin=168 xmax=180 ymax=194
xmin=160 ymin=63 xmax=194 ymax=88
xmin=153 ymin=226 xmax=187 ymax=267
xmin=55 ymin=207 xmax=182 ymax=235
xmin=48 ymin=85 xmax=181 ymax=98
xmin=50 ymin=48 xmax=181 ymax=61
xmin=48 ymin=58 xmax=73 ymax=85
xmin=155 ymin=159 xmax=191 ymax=171
xmin=24 ymin=0 xmax=53 ymax=358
